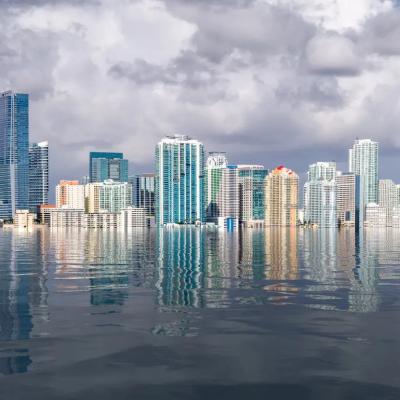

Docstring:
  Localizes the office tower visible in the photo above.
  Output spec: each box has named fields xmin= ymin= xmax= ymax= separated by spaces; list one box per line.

xmin=304 ymin=162 xmax=337 ymax=228
xmin=238 ymin=164 xmax=269 ymax=224
xmin=0 ymin=91 xmax=29 ymax=219
xmin=89 ymin=152 xmax=128 ymax=183
xmin=336 ymin=173 xmax=361 ymax=227
xmin=205 ymin=152 xmax=228 ymax=222
xmin=204 ymin=153 xmax=239 ymax=227
xmin=130 ymin=173 xmax=155 ymax=216
xmin=85 ymin=180 xmax=132 ymax=213
xmin=264 ymin=166 xmax=298 ymax=226
xmin=56 ymin=180 xmax=85 ymax=209
xmin=349 ymin=139 xmax=378 ymax=219
xmin=155 ymin=135 xmax=205 ymax=226
xmin=219 ymin=165 xmax=240 ymax=227
xmin=29 ymin=141 xmax=49 ymax=213
xmin=120 ymin=207 xmax=147 ymax=229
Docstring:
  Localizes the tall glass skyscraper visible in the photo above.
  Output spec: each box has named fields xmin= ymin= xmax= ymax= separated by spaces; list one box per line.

xmin=29 ymin=141 xmax=49 ymax=213
xmin=0 ymin=91 xmax=29 ymax=220
xmin=89 ymin=152 xmax=128 ymax=183
xmin=303 ymin=162 xmax=337 ymax=228
xmin=155 ymin=135 xmax=205 ymax=226
xmin=349 ymin=139 xmax=378 ymax=220
xmin=238 ymin=165 xmax=269 ymax=223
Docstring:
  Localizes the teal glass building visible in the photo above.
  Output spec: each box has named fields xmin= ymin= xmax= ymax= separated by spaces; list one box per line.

xmin=0 ymin=91 xmax=29 ymax=220
xmin=155 ymin=135 xmax=205 ymax=226
xmin=89 ymin=152 xmax=128 ymax=183
xmin=238 ymin=165 xmax=269 ymax=222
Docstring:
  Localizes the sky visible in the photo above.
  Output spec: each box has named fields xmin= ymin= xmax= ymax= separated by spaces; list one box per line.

xmin=1 ymin=0 xmax=400 ymax=191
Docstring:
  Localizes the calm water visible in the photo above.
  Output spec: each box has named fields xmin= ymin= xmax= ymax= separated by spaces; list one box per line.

xmin=0 ymin=227 xmax=399 ymax=399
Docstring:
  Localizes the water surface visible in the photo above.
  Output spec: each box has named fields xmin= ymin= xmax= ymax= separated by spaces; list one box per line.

xmin=0 ymin=227 xmax=399 ymax=399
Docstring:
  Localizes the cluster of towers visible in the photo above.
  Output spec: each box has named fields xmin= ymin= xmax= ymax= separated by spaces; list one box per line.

xmin=0 ymin=91 xmax=48 ymax=221
xmin=1 ymin=89 xmax=390 ymax=230
xmin=155 ymin=135 xmax=382 ymax=229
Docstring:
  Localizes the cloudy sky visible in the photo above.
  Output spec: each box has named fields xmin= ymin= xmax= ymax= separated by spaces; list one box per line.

xmin=2 ymin=0 xmax=400 ymax=191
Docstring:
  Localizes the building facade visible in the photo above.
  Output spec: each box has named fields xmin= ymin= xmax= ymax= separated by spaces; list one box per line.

xmin=365 ymin=203 xmax=388 ymax=227
xmin=155 ymin=135 xmax=205 ymax=226
xmin=336 ymin=173 xmax=360 ymax=226
xmin=56 ymin=180 xmax=85 ymax=209
xmin=205 ymin=152 xmax=228 ymax=222
xmin=29 ymin=141 xmax=49 ymax=213
xmin=304 ymin=162 xmax=337 ymax=228
xmin=120 ymin=207 xmax=147 ymax=229
xmin=379 ymin=179 xmax=397 ymax=220
xmin=349 ymin=139 xmax=379 ymax=222
xmin=130 ymin=173 xmax=155 ymax=216
xmin=238 ymin=165 xmax=268 ymax=224
xmin=0 ymin=91 xmax=29 ymax=220
xmin=89 ymin=152 xmax=128 ymax=183
xmin=85 ymin=180 xmax=132 ymax=213
xmin=264 ymin=166 xmax=298 ymax=226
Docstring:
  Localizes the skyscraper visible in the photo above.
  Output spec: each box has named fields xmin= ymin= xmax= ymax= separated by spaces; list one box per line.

xmin=303 ymin=162 xmax=337 ymax=228
xmin=349 ymin=139 xmax=378 ymax=220
xmin=89 ymin=152 xmax=128 ymax=183
xmin=130 ymin=173 xmax=155 ymax=216
xmin=238 ymin=164 xmax=269 ymax=224
xmin=205 ymin=152 xmax=228 ymax=222
xmin=155 ymin=135 xmax=205 ymax=226
xmin=336 ymin=173 xmax=361 ymax=227
xmin=29 ymin=141 xmax=49 ymax=213
xmin=0 ymin=91 xmax=29 ymax=219
xmin=264 ymin=166 xmax=298 ymax=227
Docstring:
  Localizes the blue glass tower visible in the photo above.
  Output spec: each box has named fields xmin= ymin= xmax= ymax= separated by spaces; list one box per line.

xmin=89 ymin=152 xmax=128 ymax=183
xmin=0 ymin=91 xmax=29 ymax=220
xmin=155 ymin=135 xmax=205 ymax=226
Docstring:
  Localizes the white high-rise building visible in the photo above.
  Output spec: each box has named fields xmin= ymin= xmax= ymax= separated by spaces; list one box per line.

xmin=85 ymin=180 xmax=132 ymax=214
xmin=336 ymin=173 xmax=361 ymax=226
xmin=204 ymin=154 xmax=239 ymax=227
xmin=379 ymin=179 xmax=397 ymax=211
xmin=349 ymin=139 xmax=379 ymax=222
xmin=304 ymin=162 xmax=337 ymax=228
xmin=56 ymin=180 xmax=85 ymax=209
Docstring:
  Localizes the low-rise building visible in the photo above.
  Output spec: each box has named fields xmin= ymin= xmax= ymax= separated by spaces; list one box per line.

xmin=120 ymin=207 xmax=147 ymax=229
xmin=365 ymin=203 xmax=388 ymax=227
xmin=14 ymin=210 xmax=36 ymax=230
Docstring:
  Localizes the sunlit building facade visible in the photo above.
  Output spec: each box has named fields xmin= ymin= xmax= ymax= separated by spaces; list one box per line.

xmin=336 ymin=173 xmax=360 ymax=227
xmin=264 ymin=166 xmax=298 ymax=226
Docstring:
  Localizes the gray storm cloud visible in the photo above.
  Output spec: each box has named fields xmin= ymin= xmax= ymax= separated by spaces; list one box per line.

xmin=0 ymin=0 xmax=400 ymax=195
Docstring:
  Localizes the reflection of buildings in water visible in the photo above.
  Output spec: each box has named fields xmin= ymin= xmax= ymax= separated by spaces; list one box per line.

xmin=51 ymin=229 xmax=155 ymax=306
xmin=265 ymin=228 xmax=298 ymax=280
xmin=156 ymin=228 xmax=204 ymax=308
xmin=204 ymin=230 xmax=238 ymax=307
xmin=238 ymin=229 xmax=266 ymax=282
xmin=0 ymin=229 xmax=49 ymax=375
xmin=347 ymin=229 xmax=380 ymax=313
xmin=303 ymin=228 xmax=337 ymax=284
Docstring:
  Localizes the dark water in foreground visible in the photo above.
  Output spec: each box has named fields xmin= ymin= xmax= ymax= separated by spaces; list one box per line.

xmin=0 ymin=227 xmax=399 ymax=399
